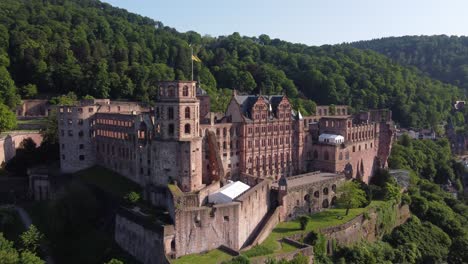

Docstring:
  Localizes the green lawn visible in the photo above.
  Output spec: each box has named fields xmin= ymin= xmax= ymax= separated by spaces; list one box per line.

xmin=17 ymin=118 xmax=47 ymax=125
xmin=244 ymin=200 xmax=388 ymax=256
xmin=171 ymin=249 xmax=235 ymax=264
xmin=76 ymin=166 xmax=142 ymax=198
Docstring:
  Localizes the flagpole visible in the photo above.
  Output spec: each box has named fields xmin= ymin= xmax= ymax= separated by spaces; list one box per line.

xmin=190 ymin=44 xmax=194 ymax=81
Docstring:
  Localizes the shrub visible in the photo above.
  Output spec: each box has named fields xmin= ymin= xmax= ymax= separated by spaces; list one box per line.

xmin=298 ymin=216 xmax=309 ymax=230
xmin=124 ymin=191 xmax=140 ymax=204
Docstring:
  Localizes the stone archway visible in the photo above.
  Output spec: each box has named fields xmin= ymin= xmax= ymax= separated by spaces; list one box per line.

xmin=322 ymin=199 xmax=329 ymax=208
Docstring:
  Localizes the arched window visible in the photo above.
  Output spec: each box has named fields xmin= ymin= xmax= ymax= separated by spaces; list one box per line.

xmin=183 ymin=86 xmax=189 ymax=96
xmin=168 ymin=86 xmax=175 ymax=97
xmin=324 ymin=151 xmax=329 ymax=160
xmin=323 ymin=187 xmax=329 ymax=195
xmin=185 ymin=107 xmax=190 ymax=119
xmin=168 ymin=124 xmax=174 ymax=136
xmin=184 ymin=124 xmax=191 ymax=134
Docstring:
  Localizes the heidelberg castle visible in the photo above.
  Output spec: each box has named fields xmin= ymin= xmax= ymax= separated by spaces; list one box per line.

xmin=57 ymin=81 xmax=394 ymax=263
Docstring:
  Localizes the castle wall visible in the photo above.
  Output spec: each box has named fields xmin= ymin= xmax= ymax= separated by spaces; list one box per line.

xmin=173 ymin=203 xmax=241 ymax=257
xmin=236 ymin=179 xmax=271 ymax=247
xmin=281 ymin=175 xmax=345 ymax=220
xmin=115 ymin=213 xmax=169 ymax=264
xmin=58 ymin=105 xmax=97 ymax=173
xmin=0 ymin=132 xmax=43 ymax=166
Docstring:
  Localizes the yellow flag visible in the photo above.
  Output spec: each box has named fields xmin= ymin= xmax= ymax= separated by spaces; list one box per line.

xmin=192 ymin=54 xmax=202 ymax=62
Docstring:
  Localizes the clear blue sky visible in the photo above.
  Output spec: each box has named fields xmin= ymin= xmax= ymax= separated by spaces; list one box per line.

xmin=103 ymin=0 xmax=467 ymax=46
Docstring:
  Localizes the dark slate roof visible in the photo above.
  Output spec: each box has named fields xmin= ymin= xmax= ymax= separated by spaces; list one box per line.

xmin=234 ymin=94 xmax=287 ymax=119
xmin=196 ymin=86 xmax=208 ymax=96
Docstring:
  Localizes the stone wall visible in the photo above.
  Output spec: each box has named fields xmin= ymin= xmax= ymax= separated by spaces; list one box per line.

xmin=0 ymin=132 xmax=43 ymax=166
xmin=115 ymin=213 xmax=169 ymax=264
xmin=243 ymin=206 xmax=281 ymax=248
xmin=320 ymin=204 xmax=410 ymax=247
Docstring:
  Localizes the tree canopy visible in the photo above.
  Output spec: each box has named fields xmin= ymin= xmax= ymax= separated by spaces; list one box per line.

xmin=0 ymin=0 xmax=462 ymax=127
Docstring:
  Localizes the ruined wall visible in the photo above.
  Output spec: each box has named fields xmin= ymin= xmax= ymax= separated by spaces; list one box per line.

xmin=174 ymin=203 xmax=241 ymax=257
xmin=58 ymin=105 xmax=97 ymax=173
xmin=16 ymin=100 xmax=50 ymax=117
xmin=115 ymin=214 xmax=169 ymax=264
xmin=237 ymin=179 xmax=271 ymax=247
xmin=282 ymin=177 xmax=344 ymax=221
xmin=320 ymin=204 xmax=410 ymax=246
xmin=0 ymin=132 xmax=43 ymax=166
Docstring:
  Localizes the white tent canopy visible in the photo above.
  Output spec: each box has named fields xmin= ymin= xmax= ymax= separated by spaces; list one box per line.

xmin=319 ymin=133 xmax=345 ymax=144
xmin=208 ymin=181 xmax=250 ymax=204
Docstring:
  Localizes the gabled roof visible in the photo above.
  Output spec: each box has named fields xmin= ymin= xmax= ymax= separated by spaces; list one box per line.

xmin=233 ymin=94 xmax=288 ymax=119
xmin=208 ymin=181 xmax=250 ymax=204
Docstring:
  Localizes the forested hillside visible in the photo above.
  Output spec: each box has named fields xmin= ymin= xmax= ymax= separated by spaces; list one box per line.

xmin=0 ymin=0 xmax=462 ymax=128
xmin=351 ymin=35 xmax=468 ymax=93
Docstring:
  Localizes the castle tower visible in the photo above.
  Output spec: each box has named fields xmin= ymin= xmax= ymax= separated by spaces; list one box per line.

xmin=153 ymin=81 xmax=202 ymax=192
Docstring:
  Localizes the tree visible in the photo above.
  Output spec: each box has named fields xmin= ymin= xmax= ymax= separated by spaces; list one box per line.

xmin=0 ymin=233 xmax=44 ymax=264
xmin=298 ymin=216 xmax=309 ymax=230
xmin=384 ymin=183 xmax=402 ymax=205
xmin=0 ymin=102 xmax=16 ymax=133
xmin=336 ymin=181 xmax=367 ymax=215
xmin=448 ymin=236 xmax=468 ymax=264
xmin=19 ymin=84 xmax=38 ymax=99
xmin=124 ymin=191 xmax=140 ymax=204
xmin=20 ymin=225 xmax=43 ymax=253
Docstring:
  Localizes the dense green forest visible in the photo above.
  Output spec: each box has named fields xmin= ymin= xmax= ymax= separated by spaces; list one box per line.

xmin=328 ymin=136 xmax=468 ymax=264
xmin=0 ymin=0 xmax=463 ymax=128
xmin=351 ymin=35 xmax=468 ymax=94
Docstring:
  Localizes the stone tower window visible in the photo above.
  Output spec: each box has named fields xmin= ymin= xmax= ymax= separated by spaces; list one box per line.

xmin=168 ymin=107 xmax=174 ymax=120
xmin=168 ymin=124 xmax=174 ymax=136
xmin=185 ymin=107 xmax=190 ymax=119
xmin=184 ymin=124 xmax=191 ymax=134
xmin=168 ymin=86 xmax=175 ymax=97
xmin=183 ymin=86 xmax=189 ymax=96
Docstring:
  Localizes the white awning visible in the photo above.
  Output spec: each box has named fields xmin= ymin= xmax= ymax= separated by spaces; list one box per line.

xmin=319 ymin=133 xmax=345 ymax=144
xmin=208 ymin=181 xmax=250 ymax=204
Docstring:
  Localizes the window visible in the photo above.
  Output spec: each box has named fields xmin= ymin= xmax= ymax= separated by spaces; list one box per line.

xmin=168 ymin=124 xmax=175 ymax=136
xmin=168 ymin=86 xmax=175 ymax=97
xmin=79 ymin=155 xmax=85 ymax=161
xmin=168 ymin=107 xmax=174 ymax=120
xmin=185 ymin=107 xmax=190 ymax=119
xmin=68 ymin=130 xmax=73 ymax=137
xmin=78 ymin=131 xmax=84 ymax=137
xmin=155 ymin=107 xmax=160 ymax=119
xmin=353 ymin=146 xmax=356 ymax=152
xmin=78 ymin=119 xmax=83 ymax=125
xmin=324 ymin=151 xmax=329 ymax=160
xmin=79 ymin=144 xmax=84 ymax=149
xmin=183 ymin=86 xmax=189 ymax=96
xmin=339 ymin=152 xmax=343 ymax=160
xmin=62 ymin=155 xmax=65 ymax=160
xmin=184 ymin=124 xmax=191 ymax=134
xmin=223 ymin=216 xmax=230 ymax=222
